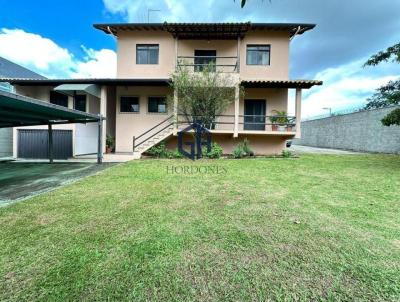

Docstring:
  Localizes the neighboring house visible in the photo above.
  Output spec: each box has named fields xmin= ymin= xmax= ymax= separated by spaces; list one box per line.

xmin=0 ymin=57 xmax=46 ymax=158
xmin=0 ymin=22 xmax=322 ymax=159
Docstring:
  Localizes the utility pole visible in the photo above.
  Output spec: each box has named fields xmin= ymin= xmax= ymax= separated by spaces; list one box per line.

xmin=323 ymin=107 xmax=332 ymax=116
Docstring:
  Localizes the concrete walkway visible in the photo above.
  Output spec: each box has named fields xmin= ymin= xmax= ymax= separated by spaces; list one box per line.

xmin=289 ymin=145 xmax=361 ymax=155
xmin=0 ymin=162 xmax=114 ymax=206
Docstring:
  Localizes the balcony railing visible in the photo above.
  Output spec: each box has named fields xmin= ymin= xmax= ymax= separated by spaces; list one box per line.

xmin=177 ymin=56 xmax=239 ymax=73
xmin=176 ymin=114 xmax=296 ymax=132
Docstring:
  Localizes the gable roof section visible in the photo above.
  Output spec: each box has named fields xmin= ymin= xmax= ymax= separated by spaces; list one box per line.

xmin=93 ymin=22 xmax=316 ymax=39
xmin=0 ymin=57 xmax=46 ymax=79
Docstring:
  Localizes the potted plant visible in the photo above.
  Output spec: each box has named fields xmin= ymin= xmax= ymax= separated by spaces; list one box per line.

xmin=271 ymin=110 xmax=289 ymax=132
xmin=270 ymin=115 xmax=279 ymax=131
xmin=106 ymin=135 xmax=114 ymax=154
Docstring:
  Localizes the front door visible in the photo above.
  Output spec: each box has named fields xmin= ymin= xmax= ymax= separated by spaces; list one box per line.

xmin=194 ymin=50 xmax=216 ymax=72
xmin=244 ymin=100 xmax=266 ymax=130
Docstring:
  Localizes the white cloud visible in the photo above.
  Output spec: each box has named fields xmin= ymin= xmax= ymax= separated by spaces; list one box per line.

xmin=71 ymin=47 xmax=117 ymax=78
xmin=102 ymin=0 xmax=225 ymax=22
xmin=0 ymin=28 xmax=116 ymax=79
xmin=298 ymin=60 xmax=400 ymax=118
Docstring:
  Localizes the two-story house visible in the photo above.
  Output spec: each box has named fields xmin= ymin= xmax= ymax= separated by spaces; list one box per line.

xmin=1 ymin=22 xmax=322 ymax=159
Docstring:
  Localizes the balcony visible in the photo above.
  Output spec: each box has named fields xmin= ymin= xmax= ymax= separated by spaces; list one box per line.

xmin=176 ymin=114 xmax=297 ymax=136
xmin=177 ymin=56 xmax=239 ymax=73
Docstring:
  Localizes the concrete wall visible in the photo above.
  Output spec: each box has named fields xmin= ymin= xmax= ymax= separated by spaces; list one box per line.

xmin=0 ymin=128 xmax=12 ymax=158
xmin=294 ymin=106 xmax=400 ymax=154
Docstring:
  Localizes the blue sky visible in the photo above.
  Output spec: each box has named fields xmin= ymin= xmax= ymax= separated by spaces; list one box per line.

xmin=0 ymin=0 xmax=399 ymax=117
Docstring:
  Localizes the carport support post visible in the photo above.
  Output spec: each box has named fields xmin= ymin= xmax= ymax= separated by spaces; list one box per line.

xmin=48 ymin=124 xmax=54 ymax=164
xmin=97 ymin=115 xmax=103 ymax=164
xmin=295 ymin=88 xmax=302 ymax=139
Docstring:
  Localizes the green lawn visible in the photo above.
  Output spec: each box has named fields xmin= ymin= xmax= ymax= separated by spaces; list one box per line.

xmin=1 ymin=155 xmax=399 ymax=301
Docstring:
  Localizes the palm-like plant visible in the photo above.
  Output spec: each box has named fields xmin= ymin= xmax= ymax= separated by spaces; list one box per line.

xmin=271 ymin=110 xmax=289 ymax=124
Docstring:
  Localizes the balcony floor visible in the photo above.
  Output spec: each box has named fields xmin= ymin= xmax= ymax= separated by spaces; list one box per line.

xmin=210 ymin=129 xmax=296 ymax=136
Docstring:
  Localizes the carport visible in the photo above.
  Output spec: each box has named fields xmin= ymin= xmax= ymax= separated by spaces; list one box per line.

xmin=0 ymin=90 xmax=105 ymax=163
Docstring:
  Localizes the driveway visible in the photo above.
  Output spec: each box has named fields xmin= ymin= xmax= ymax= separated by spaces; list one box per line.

xmin=289 ymin=145 xmax=361 ymax=155
xmin=0 ymin=162 xmax=113 ymax=206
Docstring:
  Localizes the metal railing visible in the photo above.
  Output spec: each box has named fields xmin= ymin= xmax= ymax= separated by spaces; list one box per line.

xmin=177 ymin=56 xmax=239 ymax=73
xmin=177 ymin=114 xmax=296 ymax=132
xmin=239 ymin=115 xmax=296 ymax=131
xmin=133 ymin=115 xmax=174 ymax=151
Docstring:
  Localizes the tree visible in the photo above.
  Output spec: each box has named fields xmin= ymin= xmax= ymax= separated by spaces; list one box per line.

xmin=364 ymin=42 xmax=400 ymax=126
xmin=169 ymin=64 xmax=238 ymax=130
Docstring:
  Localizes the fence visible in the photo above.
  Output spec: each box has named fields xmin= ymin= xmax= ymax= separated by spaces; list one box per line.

xmin=294 ymin=106 xmax=400 ymax=154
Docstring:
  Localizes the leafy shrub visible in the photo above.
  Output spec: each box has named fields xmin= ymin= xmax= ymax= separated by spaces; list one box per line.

xmin=202 ymin=142 xmax=223 ymax=159
xmin=241 ymin=138 xmax=254 ymax=156
xmin=168 ymin=149 xmax=184 ymax=159
xmin=106 ymin=135 xmax=114 ymax=148
xmin=281 ymin=150 xmax=293 ymax=158
xmin=233 ymin=144 xmax=245 ymax=158
xmin=146 ymin=142 xmax=169 ymax=158
xmin=147 ymin=142 xmax=183 ymax=158
xmin=232 ymin=139 xmax=254 ymax=158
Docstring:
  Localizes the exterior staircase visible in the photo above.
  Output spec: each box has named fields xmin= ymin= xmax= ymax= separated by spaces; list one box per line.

xmin=133 ymin=115 xmax=174 ymax=158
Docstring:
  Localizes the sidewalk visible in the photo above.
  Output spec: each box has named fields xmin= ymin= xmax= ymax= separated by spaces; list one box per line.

xmin=289 ymin=145 xmax=361 ymax=155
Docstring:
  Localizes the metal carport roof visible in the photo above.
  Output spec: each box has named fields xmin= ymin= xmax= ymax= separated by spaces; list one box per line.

xmin=0 ymin=90 xmax=104 ymax=163
xmin=54 ymin=84 xmax=101 ymax=98
xmin=0 ymin=90 xmax=101 ymax=128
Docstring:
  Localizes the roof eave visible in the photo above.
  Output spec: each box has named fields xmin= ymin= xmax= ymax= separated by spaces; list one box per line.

xmin=93 ymin=22 xmax=316 ymax=38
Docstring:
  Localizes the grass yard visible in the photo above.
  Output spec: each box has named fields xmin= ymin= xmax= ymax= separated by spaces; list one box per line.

xmin=0 ymin=154 xmax=399 ymax=301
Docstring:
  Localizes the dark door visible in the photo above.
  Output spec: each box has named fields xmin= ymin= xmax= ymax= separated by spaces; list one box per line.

xmin=194 ymin=50 xmax=216 ymax=72
xmin=244 ymin=100 xmax=266 ymax=130
xmin=18 ymin=129 xmax=73 ymax=159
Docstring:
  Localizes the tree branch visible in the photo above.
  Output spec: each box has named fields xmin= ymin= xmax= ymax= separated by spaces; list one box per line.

xmin=364 ymin=42 xmax=400 ymax=67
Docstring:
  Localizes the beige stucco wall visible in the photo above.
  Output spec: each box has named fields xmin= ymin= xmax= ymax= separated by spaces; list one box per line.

xmin=165 ymin=134 xmax=287 ymax=155
xmin=178 ymin=39 xmax=238 ymax=73
xmin=117 ymin=31 xmax=175 ymax=78
xmin=115 ymin=85 xmax=173 ymax=152
xmin=116 ymin=29 xmax=290 ymax=80
xmin=115 ymin=86 xmax=288 ymax=153
xmin=239 ymin=31 xmax=290 ymax=80
xmin=211 ymin=88 xmax=288 ymax=131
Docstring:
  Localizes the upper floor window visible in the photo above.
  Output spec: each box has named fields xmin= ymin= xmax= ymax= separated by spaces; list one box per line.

xmin=74 ymin=95 xmax=86 ymax=112
xmin=148 ymin=97 xmax=167 ymax=113
xmin=136 ymin=44 xmax=159 ymax=64
xmin=120 ymin=96 xmax=139 ymax=113
xmin=246 ymin=45 xmax=270 ymax=66
xmin=194 ymin=50 xmax=216 ymax=72
xmin=50 ymin=91 xmax=68 ymax=107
